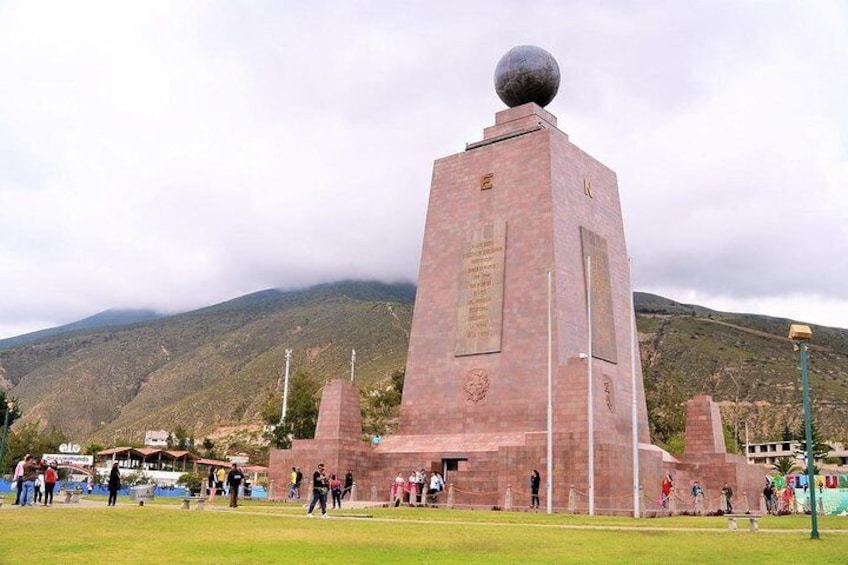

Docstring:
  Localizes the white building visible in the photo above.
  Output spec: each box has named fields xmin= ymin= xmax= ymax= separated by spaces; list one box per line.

xmin=144 ymin=429 xmax=169 ymax=448
xmin=746 ymin=440 xmax=848 ymax=467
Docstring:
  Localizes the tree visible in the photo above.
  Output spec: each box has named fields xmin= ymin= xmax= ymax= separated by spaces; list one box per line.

xmin=168 ymin=426 xmax=194 ymax=451
xmin=201 ymin=438 xmax=217 ymax=459
xmin=267 ymin=369 xmax=320 ymax=449
xmin=3 ymin=423 xmax=68 ymax=474
xmin=781 ymin=421 xmax=794 ymax=442
xmin=795 ymin=419 xmax=831 ymax=462
xmin=0 ymin=391 xmax=21 ymax=428
xmin=177 ymin=472 xmax=204 ymax=495
xmin=0 ymin=392 xmax=22 ymax=472
xmin=361 ymin=368 xmax=404 ymax=439
xmin=772 ymin=456 xmax=800 ymax=476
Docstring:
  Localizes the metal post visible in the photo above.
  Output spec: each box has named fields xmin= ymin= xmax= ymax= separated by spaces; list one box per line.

xmin=350 ymin=349 xmax=356 ymax=382
xmin=798 ymin=342 xmax=819 ymax=539
xmin=585 ymin=256 xmax=594 ymax=516
xmin=546 ymin=270 xmax=553 ymax=515
xmin=280 ymin=349 xmax=292 ymax=424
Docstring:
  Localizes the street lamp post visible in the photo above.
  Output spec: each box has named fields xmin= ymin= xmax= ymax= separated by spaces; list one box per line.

xmin=789 ymin=323 xmax=819 ymax=540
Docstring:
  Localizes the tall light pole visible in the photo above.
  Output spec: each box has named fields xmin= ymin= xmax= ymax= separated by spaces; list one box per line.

xmin=280 ymin=349 xmax=292 ymax=425
xmin=789 ymin=323 xmax=818 ymax=540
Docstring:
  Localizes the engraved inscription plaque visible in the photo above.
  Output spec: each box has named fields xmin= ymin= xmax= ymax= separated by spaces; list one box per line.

xmin=456 ymin=220 xmax=506 ymax=356
xmin=580 ymin=227 xmax=618 ymax=363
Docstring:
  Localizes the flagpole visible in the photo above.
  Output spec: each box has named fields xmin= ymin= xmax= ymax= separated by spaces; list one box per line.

xmin=546 ymin=270 xmax=553 ymax=514
xmin=281 ymin=348 xmax=292 ymax=424
xmin=629 ymin=258 xmax=640 ymax=518
xmin=586 ymin=255 xmax=595 ymax=516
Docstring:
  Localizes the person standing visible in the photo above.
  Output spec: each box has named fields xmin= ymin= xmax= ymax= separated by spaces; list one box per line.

xmin=307 ymin=463 xmax=329 ymax=518
xmin=691 ymin=481 xmax=704 ymax=514
xmin=227 ymin=463 xmax=245 ymax=508
xmin=661 ymin=474 xmax=673 ymax=509
xmin=295 ymin=467 xmax=303 ymax=498
xmin=43 ymin=461 xmax=57 ymax=506
xmin=107 ymin=462 xmax=121 ymax=506
xmin=530 ymin=470 xmax=541 ymax=509
xmin=721 ymin=482 xmax=734 ymax=513
xmin=216 ymin=466 xmax=226 ymax=497
xmin=207 ymin=467 xmax=217 ymax=503
xmin=342 ymin=470 xmax=354 ymax=500
xmin=330 ymin=474 xmax=342 ymax=509
xmin=12 ymin=454 xmax=28 ymax=505
xmin=34 ymin=462 xmax=44 ymax=504
xmin=392 ymin=472 xmax=405 ymax=507
xmin=289 ymin=467 xmax=299 ymax=499
xmin=20 ymin=455 xmax=38 ymax=506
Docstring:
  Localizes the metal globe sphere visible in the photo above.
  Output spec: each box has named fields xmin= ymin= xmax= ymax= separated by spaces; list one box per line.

xmin=494 ymin=45 xmax=560 ymax=108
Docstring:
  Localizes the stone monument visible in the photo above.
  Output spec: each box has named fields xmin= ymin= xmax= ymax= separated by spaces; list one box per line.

xmin=268 ymin=46 xmax=764 ymax=514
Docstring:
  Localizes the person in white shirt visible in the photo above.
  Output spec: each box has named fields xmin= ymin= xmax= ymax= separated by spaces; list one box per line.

xmin=12 ymin=454 xmax=28 ymax=505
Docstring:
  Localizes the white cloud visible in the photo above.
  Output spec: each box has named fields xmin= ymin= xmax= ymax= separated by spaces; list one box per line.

xmin=1 ymin=0 xmax=847 ymax=338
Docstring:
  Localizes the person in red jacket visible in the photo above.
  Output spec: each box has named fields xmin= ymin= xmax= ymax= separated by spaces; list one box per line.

xmin=43 ymin=462 xmax=58 ymax=506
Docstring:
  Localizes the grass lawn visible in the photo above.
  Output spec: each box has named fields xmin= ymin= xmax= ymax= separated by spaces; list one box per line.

xmin=1 ymin=498 xmax=845 ymax=564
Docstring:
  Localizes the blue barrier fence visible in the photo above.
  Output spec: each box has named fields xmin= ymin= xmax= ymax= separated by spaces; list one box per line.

xmin=0 ymin=479 xmax=267 ymax=499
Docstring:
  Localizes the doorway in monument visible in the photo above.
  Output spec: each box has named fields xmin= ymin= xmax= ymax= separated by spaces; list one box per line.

xmin=441 ymin=457 xmax=468 ymax=485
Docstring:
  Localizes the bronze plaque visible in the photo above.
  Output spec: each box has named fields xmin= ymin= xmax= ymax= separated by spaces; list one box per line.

xmin=580 ymin=227 xmax=618 ymax=363
xmin=455 ymin=220 xmax=506 ymax=356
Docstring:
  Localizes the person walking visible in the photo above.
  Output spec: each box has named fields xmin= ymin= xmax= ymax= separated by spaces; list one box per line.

xmin=107 ymin=462 xmax=121 ymax=506
xmin=307 ymin=463 xmax=330 ymax=518
xmin=227 ymin=463 xmax=245 ymax=508
xmin=342 ymin=470 xmax=354 ymax=500
xmin=721 ymin=482 xmax=734 ymax=513
xmin=530 ymin=470 xmax=541 ymax=509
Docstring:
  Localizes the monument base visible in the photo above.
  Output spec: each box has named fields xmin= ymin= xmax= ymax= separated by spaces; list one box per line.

xmin=268 ymin=384 xmax=766 ymax=515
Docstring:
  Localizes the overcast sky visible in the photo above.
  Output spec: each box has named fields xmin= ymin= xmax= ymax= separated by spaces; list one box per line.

xmin=1 ymin=1 xmax=846 ymax=340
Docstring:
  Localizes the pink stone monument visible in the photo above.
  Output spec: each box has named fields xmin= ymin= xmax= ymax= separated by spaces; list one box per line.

xmin=268 ymin=47 xmax=765 ymax=514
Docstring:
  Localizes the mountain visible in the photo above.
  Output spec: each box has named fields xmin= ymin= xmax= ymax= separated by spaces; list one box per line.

xmin=0 ymin=309 xmax=164 ymax=350
xmin=0 ymin=281 xmax=846 ymax=451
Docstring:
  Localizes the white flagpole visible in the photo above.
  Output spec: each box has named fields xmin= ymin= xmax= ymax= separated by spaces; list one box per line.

xmin=586 ymin=256 xmax=595 ymax=516
xmin=629 ymin=258 xmax=640 ymax=518
xmin=281 ymin=348 xmax=292 ymax=424
xmin=546 ymin=270 xmax=553 ymax=515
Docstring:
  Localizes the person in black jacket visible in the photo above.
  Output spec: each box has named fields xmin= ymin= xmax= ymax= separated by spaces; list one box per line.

xmin=107 ymin=462 xmax=121 ymax=506
xmin=307 ymin=463 xmax=330 ymax=518
xmin=530 ymin=470 xmax=541 ymax=508
xmin=227 ymin=463 xmax=245 ymax=508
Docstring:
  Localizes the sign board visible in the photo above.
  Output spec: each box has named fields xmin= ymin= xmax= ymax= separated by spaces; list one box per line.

xmin=42 ymin=454 xmax=94 ymax=466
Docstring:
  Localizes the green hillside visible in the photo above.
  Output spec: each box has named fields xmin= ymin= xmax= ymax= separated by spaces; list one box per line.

xmin=0 ymin=283 xmax=846 ymax=454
